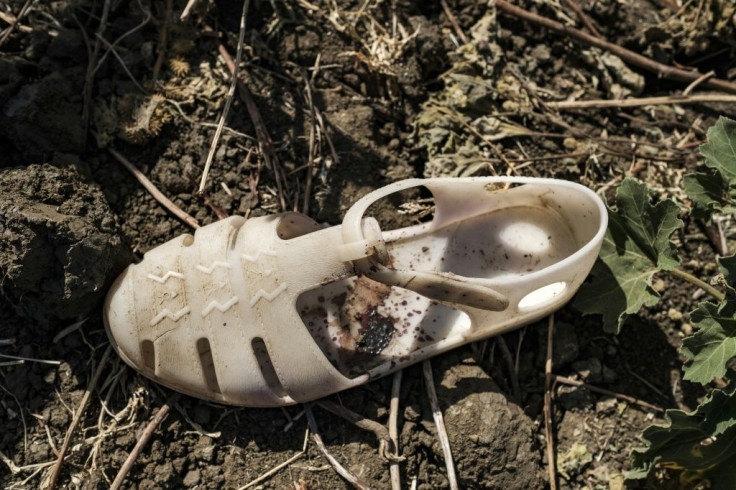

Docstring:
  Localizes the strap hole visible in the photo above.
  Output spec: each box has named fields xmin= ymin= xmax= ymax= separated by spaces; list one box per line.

xmin=518 ymin=282 xmax=567 ymax=311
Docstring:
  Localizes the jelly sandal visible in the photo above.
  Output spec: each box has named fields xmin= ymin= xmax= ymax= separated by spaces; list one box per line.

xmin=103 ymin=177 xmax=607 ymax=406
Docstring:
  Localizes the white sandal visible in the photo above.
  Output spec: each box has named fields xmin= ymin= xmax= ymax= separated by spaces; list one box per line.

xmin=104 ymin=177 xmax=607 ymax=406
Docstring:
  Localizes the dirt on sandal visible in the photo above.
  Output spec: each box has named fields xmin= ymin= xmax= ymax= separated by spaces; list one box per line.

xmin=1 ymin=0 xmax=734 ymax=488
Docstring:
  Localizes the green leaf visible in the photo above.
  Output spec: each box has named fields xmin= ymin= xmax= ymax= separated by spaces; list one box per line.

xmin=575 ymin=177 xmax=683 ymax=333
xmin=630 ymin=383 xmax=736 ymax=489
xmin=681 ymin=301 xmax=736 ymax=384
xmin=719 ymin=254 xmax=736 ymax=297
xmin=701 ymin=117 xmax=736 ymax=185
xmin=683 ymin=172 xmax=734 ymax=221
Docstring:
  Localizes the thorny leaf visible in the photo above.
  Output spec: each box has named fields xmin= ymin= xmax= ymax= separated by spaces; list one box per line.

xmin=574 ymin=177 xmax=682 ymax=333
xmin=681 ymin=300 xmax=736 ymax=384
xmin=630 ymin=382 xmax=736 ymax=489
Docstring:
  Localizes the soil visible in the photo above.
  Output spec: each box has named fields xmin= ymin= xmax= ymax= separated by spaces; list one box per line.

xmin=1 ymin=0 xmax=734 ymax=488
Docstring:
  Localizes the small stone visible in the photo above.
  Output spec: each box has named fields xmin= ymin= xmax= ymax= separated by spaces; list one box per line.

xmin=652 ymin=278 xmax=666 ymax=292
xmin=682 ymin=323 xmax=694 ymax=336
xmin=557 ymin=384 xmax=595 ymax=410
xmin=667 ymin=308 xmax=683 ymax=321
xmin=404 ymin=404 xmax=421 ymax=422
xmin=183 ymin=469 xmax=201 ymax=487
xmin=595 ymin=397 xmax=617 ymax=414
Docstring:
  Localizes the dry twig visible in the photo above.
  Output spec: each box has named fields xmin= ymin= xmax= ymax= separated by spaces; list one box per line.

xmin=440 ymin=0 xmax=469 ymax=44
xmin=551 ymin=93 xmax=736 ymax=110
xmin=152 ymin=0 xmax=173 ymax=81
xmin=497 ymin=336 xmax=521 ymax=403
xmin=302 ymin=69 xmax=318 ymax=215
xmin=110 ymin=394 xmax=180 ymax=490
xmin=561 ymin=0 xmax=600 ymax=37
xmin=180 ymin=0 xmax=200 ymax=21
xmin=305 ymin=406 xmax=373 ymax=490
xmin=199 ymin=0 xmax=250 ymax=194
xmin=544 ymin=315 xmax=557 ymax=490
xmin=389 ymin=371 xmax=403 ymax=490
xmin=422 ymin=360 xmax=458 ymax=490
xmin=315 ymin=400 xmax=402 ymax=462
xmin=237 ymin=428 xmax=309 ymax=489
xmin=48 ymin=346 xmax=112 ymax=490
xmin=216 ymin=36 xmax=288 ymax=211
xmin=0 ymin=0 xmax=34 ymax=47
xmin=552 ymin=375 xmax=664 ymax=412
xmin=108 ymin=147 xmax=200 ymax=230
xmin=495 ymin=0 xmax=736 ymax=94
xmin=682 ymin=70 xmax=716 ymax=95
xmin=81 ymin=0 xmax=112 ymax=147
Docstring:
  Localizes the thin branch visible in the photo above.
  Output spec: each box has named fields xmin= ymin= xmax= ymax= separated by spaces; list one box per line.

xmin=0 ymin=0 xmax=34 ymax=47
xmin=302 ymin=71 xmax=317 ymax=215
xmin=180 ymin=0 xmax=200 ymax=21
xmin=561 ymin=0 xmax=600 ymax=37
xmin=422 ymin=360 xmax=458 ymax=490
xmin=670 ymin=267 xmax=725 ymax=302
xmin=107 ymin=147 xmax=200 ymax=230
xmin=544 ymin=315 xmax=557 ymax=490
xmin=553 ymin=375 xmax=664 ymax=412
xmin=495 ymin=0 xmax=736 ymax=94
xmin=110 ymin=394 xmax=180 ymax=490
xmin=389 ymin=371 xmax=403 ymax=490
xmin=198 ymin=0 xmax=250 ymax=194
xmin=216 ymin=34 xmax=288 ymax=211
xmin=48 ymin=346 xmax=112 ymax=490
xmin=82 ymin=0 xmax=112 ymax=147
xmin=315 ymin=400 xmax=402 ymax=461
xmin=550 ymin=93 xmax=736 ymax=110
xmin=237 ymin=429 xmax=309 ymax=489
xmin=497 ymin=336 xmax=521 ymax=403
xmin=151 ymin=0 xmax=173 ymax=82
xmin=440 ymin=0 xmax=469 ymax=44
xmin=305 ymin=406 xmax=373 ymax=490
xmin=682 ymin=70 xmax=716 ymax=96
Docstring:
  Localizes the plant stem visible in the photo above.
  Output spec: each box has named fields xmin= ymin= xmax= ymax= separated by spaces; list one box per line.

xmin=670 ymin=268 xmax=725 ymax=302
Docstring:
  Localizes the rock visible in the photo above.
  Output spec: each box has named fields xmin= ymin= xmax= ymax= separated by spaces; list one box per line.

xmin=572 ymin=357 xmax=603 ymax=383
xmin=194 ymin=436 xmax=215 ymax=463
xmin=595 ymin=397 xmax=618 ymax=415
xmin=183 ymin=469 xmax=201 ymax=487
xmin=439 ymin=358 xmax=545 ymax=489
xmin=557 ymin=384 xmax=595 ymax=411
xmin=0 ymin=161 xmax=131 ymax=322
xmin=667 ymin=308 xmax=683 ymax=321
xmin=0 ymin=71 xmax=85 ymax=158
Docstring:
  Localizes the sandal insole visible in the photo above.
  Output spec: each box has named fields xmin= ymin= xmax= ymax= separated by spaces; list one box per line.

xmin=297 ymin=205 xmax=578 ymax=377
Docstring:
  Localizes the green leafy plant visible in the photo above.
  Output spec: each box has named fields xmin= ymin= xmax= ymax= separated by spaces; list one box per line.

xmin=576 ymin=116 xmax=736 ymax=487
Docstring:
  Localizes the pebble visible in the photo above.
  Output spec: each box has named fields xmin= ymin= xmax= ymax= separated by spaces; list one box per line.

xmin=183 ymin=469 xmax=201 ymax=487
xmin=667 ymin=308 xmax=683 ymax=321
